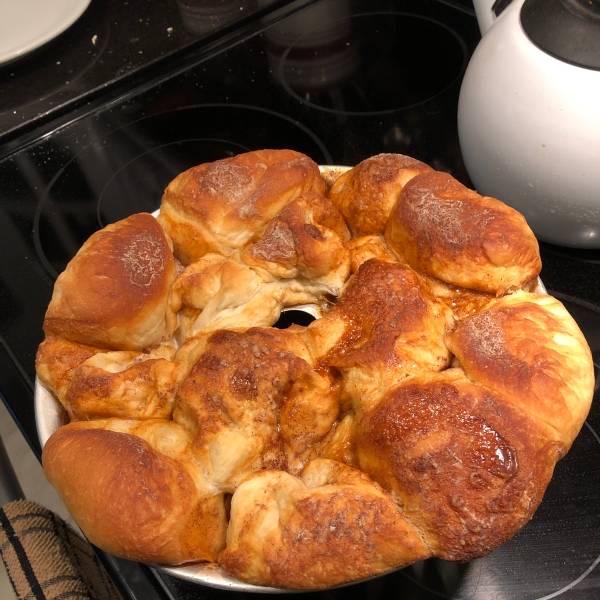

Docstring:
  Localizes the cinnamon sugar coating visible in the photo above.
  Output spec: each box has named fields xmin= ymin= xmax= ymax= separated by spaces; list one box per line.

xmin=158 ymin=149 xmax=326 ymax=264
xmin=385 ymin=171 xmax=542 ymax=295
xmin=43 ymin=212 xmax=178 ymax=350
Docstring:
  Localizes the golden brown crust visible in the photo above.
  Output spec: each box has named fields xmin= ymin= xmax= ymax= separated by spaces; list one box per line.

xmin=64 ymin=351 xmax=180 ymax=421
xmin=328 ymin=153 xmax=432 ymax=237
xmin=158 ymin=150 xmax=327 ymax=264
xmin=242 ymin=191 xmax=351 ymax=285
xmin=35 ymin=336 xmax=103 ymax=406
xmin=43 ymin=213 xmax=177 ymax=350
xmin=173 ymin=327 xmax=340 ymax=488
xmin=385 ymin=171 xmax=542 ymax=294
xmin=355 ymin=369 xmax=565 ymax=562
xmin=307 ymin=259 xmax=454 ymax=410
xmin=448 ymin=291 xmax=594 ymax=448
xmin=42 ymin=421 xmax=227 ymax=564
xmin=219 ymin=459 xmax=430 ymax=589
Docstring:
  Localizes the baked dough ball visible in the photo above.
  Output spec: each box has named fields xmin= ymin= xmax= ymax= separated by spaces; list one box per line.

xmin=328 ymin=153 xmax=432 ymax=236
xmin=63 ymin=349 xmax=180 ymax=421
xmin=43 ymin=213 xmax=178 ymax=350
xmin=173 ymin=327 xmax=340 ymax=489
xmin=242 ymin=191 xmax=351 ymax=286
xmin=385 ymin=171 xmax=542 ymax=295
xmin=307 ymin=258 xmax=454 ymax=410
xmin=36 ymin=337 xmax=178 ymax=420
xmin=448 ymin=291 xmax=594 ymax=448
xmin=170 ymin=251 xmax=344 ymax=341
xmin=36 ymin=336 xmax=103 ymax=406
xmin=42 ymin=419 xmax=227 ymax=564
xmin=158 ymin=149 xmax=327 ymax=264
xmin=170 ymin=253 xmax=283 ymax=339
xmin=355 ymin=369 xmax=565 ymax=562
xmin=219 ymin=459 xmax=430 ymax=589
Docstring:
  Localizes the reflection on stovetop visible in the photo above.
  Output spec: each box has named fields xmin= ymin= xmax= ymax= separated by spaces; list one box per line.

xmin=267 ymin=6 xmax=468 ymax=115
xmin=0 ymin=0 xmax=288 ymax=148
xmin=540 ymin=241 xmax=600 ymax=265
xmin=1 ymin=0 xmax=600 ymax=598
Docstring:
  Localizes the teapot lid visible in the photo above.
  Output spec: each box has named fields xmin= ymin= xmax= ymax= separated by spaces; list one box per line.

xmin=521 ymin=0 xmax=600 ymax=70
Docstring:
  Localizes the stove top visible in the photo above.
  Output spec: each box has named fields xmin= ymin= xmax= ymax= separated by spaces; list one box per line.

xmin=0 ymin=0 xmax=293 ymax=150
xmin=1 ymin=0 xmax=599 ymax=598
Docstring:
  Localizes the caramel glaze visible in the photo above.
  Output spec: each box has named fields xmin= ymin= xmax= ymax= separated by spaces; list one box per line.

xmin=313 ymin=259 xmax=453 ymax=375
xmin=355 ymin=369 xmax=565 ymax=562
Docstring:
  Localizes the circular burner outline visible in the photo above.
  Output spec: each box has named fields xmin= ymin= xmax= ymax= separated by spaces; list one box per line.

xmin=278 ymin=11 xmax=469 ymax=116
xmin=33 ymin=102 xmax=333 ymax=280
xmin=96 ymin=137 xmax=252 ymax=228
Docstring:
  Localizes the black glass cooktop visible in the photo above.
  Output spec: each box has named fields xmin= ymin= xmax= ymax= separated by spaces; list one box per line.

xmin=1 ymin=0 xmax=599 ymax=598
xmin=0 ymin=0 xmax=295 ymax=148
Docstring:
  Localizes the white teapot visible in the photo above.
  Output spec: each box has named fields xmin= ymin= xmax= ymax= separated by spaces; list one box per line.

xmin=457 ymin=0 xmax=600 ymax=248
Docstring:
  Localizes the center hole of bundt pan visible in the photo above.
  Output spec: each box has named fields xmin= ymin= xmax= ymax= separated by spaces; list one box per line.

xmin=275 ymin=12 xmax=467 ymax=114
xmin=273 ymin=309 xmax=316 ymax=329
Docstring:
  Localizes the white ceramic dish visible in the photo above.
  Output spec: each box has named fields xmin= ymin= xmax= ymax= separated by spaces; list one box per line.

xmin=0 ymin=0 xmax=91 ymax=65
xmin=34 ymin=164 xmax=546 ymax=592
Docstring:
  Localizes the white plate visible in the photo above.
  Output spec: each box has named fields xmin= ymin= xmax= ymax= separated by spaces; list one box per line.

xmin=0 ymin=0 xmax=91 ymax=65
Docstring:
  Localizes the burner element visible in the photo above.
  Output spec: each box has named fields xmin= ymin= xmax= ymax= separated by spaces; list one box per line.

xmin=268 ymin=9 xmax=468 ymax=115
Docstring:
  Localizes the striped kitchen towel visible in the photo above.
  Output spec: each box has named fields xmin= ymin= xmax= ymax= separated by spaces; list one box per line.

xmin=0 ymin=500 xmax=122 ymax=600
